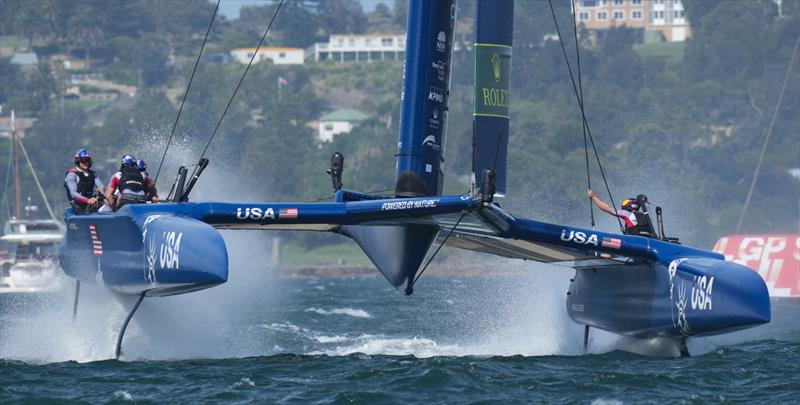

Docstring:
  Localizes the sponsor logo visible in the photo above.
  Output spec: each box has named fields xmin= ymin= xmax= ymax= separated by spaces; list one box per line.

xmin=432 ymin=60 xmax=446 ymax=82
xmin=381 ymin=199 xmax=439 ymax=211
xmin=429 ymin=109 xmax=440 ymax=129
xmin=428 ymin=86 xmax=444 ymax=103
xmin=601 ymin=237 xmax=622 ymax=250
xmin=236 ymin=207 xmax=275 ymax=220
xmin=480 ymin=87 xmax=508 ymax=108
xmin=492 ymin=53 xmax=501 ymax=82
xmin=279 ymin=208 xmax=298 ymax=219
xmin=436 ymin=31 xmax=447 ymax=52
xmin=69 ymin=223 xmax=78 ymax=231
xmin=422 ymin=135 xmax=440 ymax=150
xmin=690 ymin=275 xmax=714 ymax=311
xmin=159 ymin=231 xmax=182 ymax=270
xmin=560 ymin=229 xmax=599 ymax=247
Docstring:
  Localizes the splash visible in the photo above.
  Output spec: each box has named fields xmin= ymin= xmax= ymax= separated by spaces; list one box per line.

xmin=0 ymin=133 xmax=285 ymax=363
xmin=313 ymin=336 xmax=464 ymax=358
xmin=304 ymin=307 xmax=372 ymax=318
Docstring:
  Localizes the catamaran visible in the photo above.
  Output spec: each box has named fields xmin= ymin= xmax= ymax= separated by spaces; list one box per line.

xmin=57 ymin=0 xmax=769 ymax=358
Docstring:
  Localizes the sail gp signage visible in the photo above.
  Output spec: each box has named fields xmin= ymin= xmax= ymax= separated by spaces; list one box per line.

xmin=560 ymin=229 xmax=599 ymax=246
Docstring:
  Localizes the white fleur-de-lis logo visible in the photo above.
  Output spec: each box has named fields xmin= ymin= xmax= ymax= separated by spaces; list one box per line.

xmin=145 ymin=231 xmax=158 ymax=287
xmin=675 ymin=282 xmax=692 ymax=335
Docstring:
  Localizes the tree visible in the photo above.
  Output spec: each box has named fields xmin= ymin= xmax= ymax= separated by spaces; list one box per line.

xmin=3 ymin=0 xmax=49 ymax=49
xmin=315 ymin=0 xmax=367 ymax=36
xmin=684 ymin=1 xmax=774 ymax=83
xmin=393 ymin=0 xmax=408 ymax=28
xmin=68 ymin=3 xmax=106 ymax=69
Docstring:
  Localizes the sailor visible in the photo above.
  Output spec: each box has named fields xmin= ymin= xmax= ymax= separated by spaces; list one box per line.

xmin=587 ymin=189 xmax=653 ymax=237
xmin=106 ymin=155 xmax=155 ymax=210
xmin=136 ymin=159 xmax=159 ymax=203
xmin=64 ymin=149 xmax=105 ymax=215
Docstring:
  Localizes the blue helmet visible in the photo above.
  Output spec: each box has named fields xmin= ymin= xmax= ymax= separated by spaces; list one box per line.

xmin=74 ymin=149 xmax=92 ymax=166
xmin=121 ymin=154 xmax=136 ymax=168
xmin=136 ymin=159 xmax=147 ymax=171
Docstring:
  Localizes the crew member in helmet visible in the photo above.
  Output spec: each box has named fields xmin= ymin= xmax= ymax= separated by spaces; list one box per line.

xmin=64 ymin=149 xmax=105 ymax=214
xmin=587 ymin=189 xmax=654 ymax=237
xmin=106 ymin=155 xmax=155 ymax=210
xmin=136 ymin=159 xmax=159 ymax=203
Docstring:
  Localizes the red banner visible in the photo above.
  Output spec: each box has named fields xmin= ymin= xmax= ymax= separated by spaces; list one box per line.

xmin=713 ymin=234 xmax=800 ymax=298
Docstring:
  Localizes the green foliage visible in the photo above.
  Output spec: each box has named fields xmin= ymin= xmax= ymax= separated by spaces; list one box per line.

xmin=0 ymin=0 xmax=797 ymax=248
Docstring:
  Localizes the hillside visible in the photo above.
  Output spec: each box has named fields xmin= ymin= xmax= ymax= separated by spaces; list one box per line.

xmin=0 ymin=0 xmax=798 ymax=250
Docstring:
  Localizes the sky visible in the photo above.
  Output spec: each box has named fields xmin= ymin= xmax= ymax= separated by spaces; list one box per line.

xmin=216 ymin=0 xmax=394 ymax=20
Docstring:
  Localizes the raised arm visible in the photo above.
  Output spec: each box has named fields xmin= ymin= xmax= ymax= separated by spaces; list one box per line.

xmin=587 ymin=188 xmax=615 ymax=215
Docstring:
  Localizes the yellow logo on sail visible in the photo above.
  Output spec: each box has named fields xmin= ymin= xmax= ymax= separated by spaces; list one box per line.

xmin=492 ymin=53 xmax=501 ymax=82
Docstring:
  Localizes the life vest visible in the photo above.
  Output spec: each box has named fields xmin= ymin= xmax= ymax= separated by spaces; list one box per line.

xmin=64 ymin=167 xmax=97 ymax=205
xmin=625 ymin=211 xmax=656 ymax=237
xmin=119 ymin=166 xmax=145 ymax=195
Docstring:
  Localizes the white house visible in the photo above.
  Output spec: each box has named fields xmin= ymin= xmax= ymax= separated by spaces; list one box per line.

xmin=311 ymin=34 xmax=406 ymax=63
xmin=229 ymin=47 xmax=304 ymax=65
xmin=318 ymin=109 xmax=368 ymax=142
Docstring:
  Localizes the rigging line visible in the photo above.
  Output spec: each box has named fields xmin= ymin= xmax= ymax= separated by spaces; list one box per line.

xmin=492 ymin=126 xmax=505 ymax=170
xmin=0 ymin=139 xmax=13 ymax=220
xmin=735 ymin=34 xmax=800 ymax=234
xmin=411 ymin=211 xmax=468 ymax=289
xmin=570 ymin=0 xmax=595 ymax=228
xmin=547 ymin=0 xmax=624 ymax=232
xmin=198 ymin=0 xmax=285 ymax=162
xmin=17 ymin=139 xmax=57 ymax=221
xmin=154 ymin=0 xmax=221 ymax=184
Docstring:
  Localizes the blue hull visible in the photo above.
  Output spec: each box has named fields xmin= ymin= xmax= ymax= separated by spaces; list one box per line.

xmin=59 ymin=206 xmax=228 ymax=297
xmin=566 ymin=258 xmax=771 ymax=338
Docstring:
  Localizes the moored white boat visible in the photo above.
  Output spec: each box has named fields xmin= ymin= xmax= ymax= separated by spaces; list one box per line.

xmin=0 ymin=219 xmax=64 ymax=294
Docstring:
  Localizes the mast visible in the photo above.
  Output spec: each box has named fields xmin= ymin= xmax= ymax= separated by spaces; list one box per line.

xmin=472 ymin=0 xmax=513 ymax=197
xmin=395 ymin=0 xmax=457 ymax=196
xmin=11 ymin=110 xmax=20 ymax=220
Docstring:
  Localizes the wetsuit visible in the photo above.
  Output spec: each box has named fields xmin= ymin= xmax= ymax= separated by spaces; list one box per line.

xmin=64 ymin=168 xmax=104 ymax=214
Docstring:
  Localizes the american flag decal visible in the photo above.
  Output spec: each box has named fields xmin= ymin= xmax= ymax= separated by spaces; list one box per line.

xmin=279 ymin=208 xmax=298 ymax=219
xmin=89 ymin=224 xmax=103 ymax=256
xmin=602 ymin=237 xmax=621 ymax=250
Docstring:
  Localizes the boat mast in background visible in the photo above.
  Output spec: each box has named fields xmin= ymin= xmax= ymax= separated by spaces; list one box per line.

xmin=11 ymin=110 xmax=20 ymax=220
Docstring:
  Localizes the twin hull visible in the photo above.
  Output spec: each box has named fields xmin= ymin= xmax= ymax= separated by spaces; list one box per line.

xmin=566 ymin=256 xmax=771 ymax=338
xmin=59 ymin=206 xmax=228 ymax=297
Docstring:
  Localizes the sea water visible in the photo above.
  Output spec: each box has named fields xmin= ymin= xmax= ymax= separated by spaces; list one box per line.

xmin=1 ymin=235 xmax=798 ymax=403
